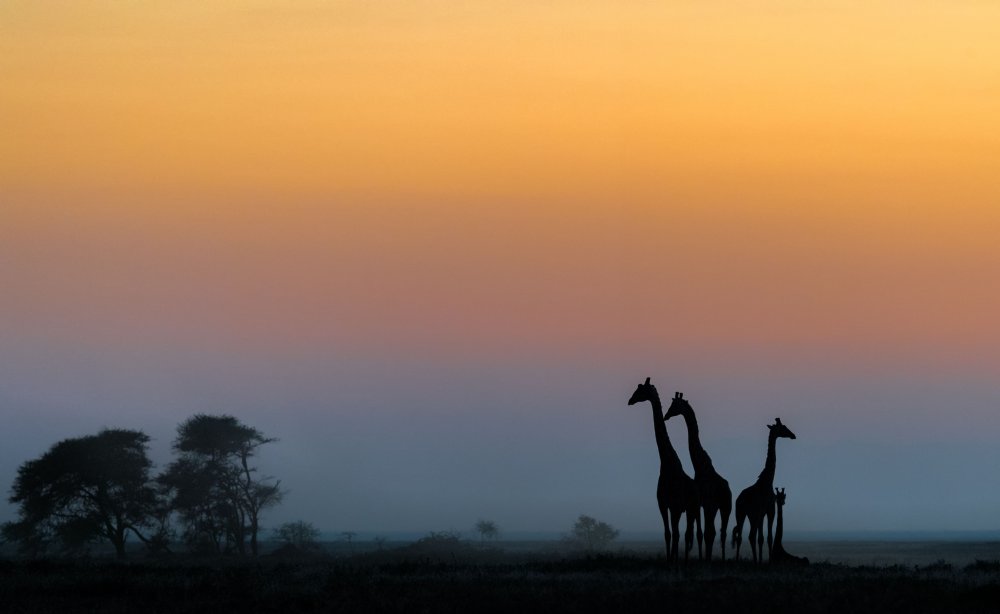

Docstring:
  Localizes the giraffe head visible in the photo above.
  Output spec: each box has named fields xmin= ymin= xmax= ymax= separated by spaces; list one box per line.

xmin=775 ymin=487 xmax=786 ymax=506
xmin=627 ymin=377 xmax=657 ymax=406
xmin=663 ymin=391 xmax=691 ymax=421
xmin=768 ymin=417 xmax=797 ymax=439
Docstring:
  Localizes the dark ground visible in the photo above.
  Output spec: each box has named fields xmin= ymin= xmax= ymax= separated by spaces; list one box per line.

xmin=1 ymin=543 xmax=999 ymax=613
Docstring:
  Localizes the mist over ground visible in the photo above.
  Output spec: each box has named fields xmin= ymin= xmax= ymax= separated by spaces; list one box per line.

xmin=2 ymin=342 xmax=998 ymax=536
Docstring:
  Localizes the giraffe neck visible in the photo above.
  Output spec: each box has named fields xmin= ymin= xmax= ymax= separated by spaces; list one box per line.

xmin=681 ymin=407 xmax=712 ymax=472
xmin=758 ymin=430 xmax=778 ymax=484
xmin=650 ymin=391 xmax=684 ymax=474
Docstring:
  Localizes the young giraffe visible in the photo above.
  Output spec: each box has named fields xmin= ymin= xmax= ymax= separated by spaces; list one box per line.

xmin=771 ymin=487 xmax=809 ymax=566
xmin=627 ymin=378 xmax=702 ymax=563
xmin=732 ymin=418 xmax=796 ymax=563
xmin=664 ymin=392 xmax=732 ymax=561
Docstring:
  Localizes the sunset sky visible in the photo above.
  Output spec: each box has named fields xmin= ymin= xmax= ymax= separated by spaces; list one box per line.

xmin=2 ymin=1 xmax=1000 ymax=535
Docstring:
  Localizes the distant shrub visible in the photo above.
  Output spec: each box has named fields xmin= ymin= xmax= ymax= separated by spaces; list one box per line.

xmin=413 ymin=531 xmax=463 ymax=548
xmin=965 ymin=560 xmax=1000 ymax=573
xmin=399 ymin=531 xmax=476 ymax=557
xmin=917 ymin=559 xmax=952 ymax=573
xmin=274 ymin=521 xmax=321 ymax=551
xmin=475 ymin=519 xmax=500 ymax=544
xmin=565 ymin=515 xmax=619 ymax=552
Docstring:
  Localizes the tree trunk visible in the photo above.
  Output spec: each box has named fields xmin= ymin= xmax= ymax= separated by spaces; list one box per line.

xmin=112 ymin=525 xmax=127 ymax=559
xmin=250 ymin=512 xmax=259 ymax=556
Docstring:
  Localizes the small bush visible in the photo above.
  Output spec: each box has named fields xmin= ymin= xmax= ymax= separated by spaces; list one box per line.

xmin=965 ymin=559 xmax=1000 ymax=573
xmin=566 ymin=515 xmax=619 ymax=552
xmin=409 ymin=531 xmax=465 ymax=550
xmin=274 ymin=521 xmax=321 ymax=551
xmin=917 ymin=559 xmax=952 ymax=573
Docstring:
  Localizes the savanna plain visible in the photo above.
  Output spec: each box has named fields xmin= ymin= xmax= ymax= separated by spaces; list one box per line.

xmin=2 ymin=539 xmax=999 ymax=614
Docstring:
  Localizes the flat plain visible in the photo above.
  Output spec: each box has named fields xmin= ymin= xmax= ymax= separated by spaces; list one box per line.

xmin=1 ymin=541 xmax=999 ymax=613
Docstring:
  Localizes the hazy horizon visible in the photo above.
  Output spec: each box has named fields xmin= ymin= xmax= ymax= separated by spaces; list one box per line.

xmin=3 ymin=352 xmax=999 ymax=535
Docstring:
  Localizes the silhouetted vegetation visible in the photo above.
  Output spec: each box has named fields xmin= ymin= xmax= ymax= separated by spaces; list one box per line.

xmin=475 ymin=519 xmax=500 ymax=544
xmin=0 ymin=552 xmax=998 ymax=613
xmin=4 ymin=415 xmax=282 ymax=560
xmin=404 ymin=530 xmax=468 ymax=554
xmin=274 ymin=521 xmax=321 ymax=551
xmin=158 ymin=415 xmax=281 ymax=556
xmin=567 ymin=514 xmax=619 ymax=552
xmin=966 ymin=559 xmax=1000 ymax=573
xmin=2 ymin=429 xmax=162 ymax=558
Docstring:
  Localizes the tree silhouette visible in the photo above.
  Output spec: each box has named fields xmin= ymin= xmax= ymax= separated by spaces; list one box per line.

xmin=570 ymin=515 xmax=619 ymax=552
xmin=340 ymin=530 xmax=357 ymax=554
xmin=275 ymin=521 xmax=321 ymax=551
xmin=2 ymin=429 xmax=161 ymax=558
xmin=475 ymin=519 xmax=500 ymax=544
xmin=159 ymin=415 xmax=282 ymax=555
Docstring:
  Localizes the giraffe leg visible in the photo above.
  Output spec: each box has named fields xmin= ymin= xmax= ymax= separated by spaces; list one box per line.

xmin=749 ymin=522 xmax=758 ymax=564
xmin=703 ymin=506 xmax=716 ymax=562
xmin=766 ymin=510 xmax=775 ymax=561
xmin=696 ymin=510 xmax=704 ymax=560
xmin=756 ymin=522 xmax=765 ymax=563
xmin=731 ymin=506 xmax=744 ymax=561
xmin=662 ymin=519 xmax=672 ymax=562
xmin=670 ymin=509 xmax=682 ymax=564
xmin=733 ymin=520 xmax=742 ymax=561
xmin=684 ymin=511 xmax=695 ymax=563
xmin=719 ymin=508 xmax=730 ymax=562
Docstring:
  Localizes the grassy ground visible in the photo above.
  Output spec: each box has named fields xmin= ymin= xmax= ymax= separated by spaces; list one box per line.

xmin=1 ymin=542 xmax=999 ymax=613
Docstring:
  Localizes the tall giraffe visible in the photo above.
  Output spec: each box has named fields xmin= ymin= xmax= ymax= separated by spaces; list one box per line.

xmin=771 ymin=487 xmax=809 ymax=565
xmin=732 ymin=418 xmax=796 ymax=563
xmin=664 ymin=392 xmax=731 ymax=561
xmin=627 ymin=378 xmax=702 ymax=563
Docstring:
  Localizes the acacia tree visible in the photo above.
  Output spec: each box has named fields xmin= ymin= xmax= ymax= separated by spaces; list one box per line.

xmin=570 ymin=514 xmax=619 ymax=552
xmin=2 ymin=429 xmax=161 ymax=558
xmin=157 ymin=455 xmax=235 ymax=553
xmin=475 ymin=519 xmax=500 ymax=544
xmin=275 ymin=521 xmax=321 ymax=551
xmin=159 ymin=415 xmax=282 ymax=555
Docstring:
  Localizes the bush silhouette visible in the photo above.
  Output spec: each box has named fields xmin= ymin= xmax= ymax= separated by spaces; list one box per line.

xmin=568 ymin=515 xmax=619 ymax=552
xmin=275 ymin=521 xmax=321 ymax=551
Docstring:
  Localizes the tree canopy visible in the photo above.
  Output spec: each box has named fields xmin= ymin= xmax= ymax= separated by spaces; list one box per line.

xmin=475 ymin=519 xmax=500 ymax=543
xmin=570 ymin=515 xmax=619 ymax=552
xmin=275 ymin=521 xmax=321 ymax=551
xmin=2 ymin=429 xmax=160 ymax=558
xmin=159 ymin=414 xmax=281 ymax=555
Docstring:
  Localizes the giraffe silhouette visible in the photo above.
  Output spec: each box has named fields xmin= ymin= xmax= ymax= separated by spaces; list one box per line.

xmin=731 ymin=418 xmax=796 ymax=563
xmin=771 ymin=487 xmax=809 ymax=566
xmin=664 ymin=392 xmax=732 ymax=561
xmin=627 ymin=378 xmax=702 ymax=563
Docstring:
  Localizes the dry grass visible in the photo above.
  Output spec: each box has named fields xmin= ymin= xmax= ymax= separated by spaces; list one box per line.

xmin=1 ymin=549 xmax=999 ymax=613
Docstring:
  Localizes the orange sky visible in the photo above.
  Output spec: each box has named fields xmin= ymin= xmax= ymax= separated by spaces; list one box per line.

xmin=4 ymin=2 xmax=999 ymax=197
xmin=3 ymin=1 xmax=1000 ymax=370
